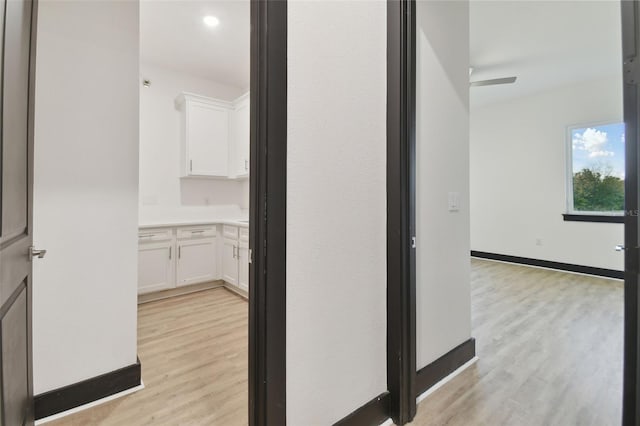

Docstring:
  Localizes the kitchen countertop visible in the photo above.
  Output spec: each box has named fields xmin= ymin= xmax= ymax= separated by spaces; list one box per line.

xmin=139 ymin=219 xmax=249 ymax=229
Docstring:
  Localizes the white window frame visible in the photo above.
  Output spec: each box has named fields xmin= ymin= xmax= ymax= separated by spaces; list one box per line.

xmin=565 ymin=120 xmax=625 ymax=216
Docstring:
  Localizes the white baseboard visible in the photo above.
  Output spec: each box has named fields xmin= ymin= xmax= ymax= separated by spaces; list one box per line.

xmin=416 ymin=356 xmax=479 ymax=404
xmin=35 ymin=381 xmax=145 ymax=425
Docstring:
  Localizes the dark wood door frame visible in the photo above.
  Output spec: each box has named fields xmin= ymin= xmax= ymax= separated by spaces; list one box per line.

xmin=390 ymin=1 xmax=640 ymax=425
xmin=387 ymin=0 xmax=417 ymax=424
xmin=622 ymin=1 xmax=640 ymax=424
xmin=248 ymin=0 xmax=287 ymax=425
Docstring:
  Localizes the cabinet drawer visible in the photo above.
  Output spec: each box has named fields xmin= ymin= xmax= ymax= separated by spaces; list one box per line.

xmin=239 ymin=227 xmax=249 ymax=242
xmin=223 ymin=225 xmax=238 ymax=239
xmin=138 ymin=228 xmax=173 ymax=243
xmin=177 ymin=226 xmax=217 ymax=240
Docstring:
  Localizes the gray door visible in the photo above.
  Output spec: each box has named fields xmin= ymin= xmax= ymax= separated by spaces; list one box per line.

xmin=0 ymin=0 xmax=37 ymax=424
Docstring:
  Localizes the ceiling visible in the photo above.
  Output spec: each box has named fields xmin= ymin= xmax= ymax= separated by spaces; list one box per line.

xmin=141 ymin=1 xmax=621 ymax=103
xmin=141 ymin=0 xmax=250 ymax=90
xmin=470 ymin=0 xmax=622 ymax=106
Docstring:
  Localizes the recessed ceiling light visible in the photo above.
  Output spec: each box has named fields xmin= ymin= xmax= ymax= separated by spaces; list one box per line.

xmin=203 ymin=15 xmax=220 ymax=28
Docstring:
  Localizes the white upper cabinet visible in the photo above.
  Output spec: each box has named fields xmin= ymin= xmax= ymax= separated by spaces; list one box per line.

xmin=176 ymin=93 xmax=232 ymax=178
xmin=231 ymin=93 xmax=250 ymax=178
xmin=176 ymin=92 xmax=249 ymax=180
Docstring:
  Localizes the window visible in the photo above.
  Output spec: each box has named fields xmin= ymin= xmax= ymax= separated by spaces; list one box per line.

xmin=566 ymin=122 xmax=625 ymax=221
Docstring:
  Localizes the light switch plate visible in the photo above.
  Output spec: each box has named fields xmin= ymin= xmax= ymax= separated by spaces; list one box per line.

xmin=448 ymin=192 xmax=460 ymax=212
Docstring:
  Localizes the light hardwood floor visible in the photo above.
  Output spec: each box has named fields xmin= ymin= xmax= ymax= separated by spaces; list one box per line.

xmin=47 ymin=260 xmax=622 ymax=425
xmin=48 ymin=288 xmax=248 ymax=426
xmin=412 ymin=259 xmax=624 ymax=426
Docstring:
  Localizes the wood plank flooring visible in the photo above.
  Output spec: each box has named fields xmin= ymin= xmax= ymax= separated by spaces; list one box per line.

xmin=47 ymin=288 xmax=248 ymax=426
xmin=46 ymin=259 xmax=622 ymax=425
xmin=412 ymin=259 xmax=624 ymax=426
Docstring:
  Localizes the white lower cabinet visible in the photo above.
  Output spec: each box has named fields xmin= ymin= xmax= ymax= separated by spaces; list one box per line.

xmin=237 ymin=241 xmax=249 ymax=292
xmin=176 ymin=229 xmax=217 ymax=287
xmin=221 ymin=225 xmax=249 ymax=294
xmin=138 ymin=240 xmax=175 ymax=294
xmin=138 ymin=225 xmax=218 ymax=294
xmin=138 ymin=223 xmax=248 ymax=295
xmin=222 ymin=237 xmax=239 ymax=286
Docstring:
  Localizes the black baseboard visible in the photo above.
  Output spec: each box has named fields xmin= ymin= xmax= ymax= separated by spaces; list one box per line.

xmin=562 ymin=213 xmax=624 ymax=223
xmin=34 ymin=358 xmax=141 ymax=420
xmin=333 ymin=392 xmax=390 ymax=426
xmin=416 ymin=338 xmax=476 ymax=396
xmin=471 ymin=251 xmax=624 ymax=280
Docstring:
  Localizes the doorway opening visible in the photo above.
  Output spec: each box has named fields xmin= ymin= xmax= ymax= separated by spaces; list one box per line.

xmin=28 ymin=1 xmax=287 ymax=425
xmin=415 ymin=0 xmax=626 ymax=423
xmin=389 ymin=0 xmax=631 ymax=424
xmin=137 ymin=2 xmax=253 ymax=423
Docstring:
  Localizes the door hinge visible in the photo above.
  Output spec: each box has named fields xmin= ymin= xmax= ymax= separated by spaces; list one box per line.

xmin=624 ymin=57 xmax=640 ymax=84
xmin=616 ymin=245 xmax=640 ymax=252
xmin=248 ymin=249 xmax=253 ymax=264
xmin=411 ymin=236 xmax=416 ymax=249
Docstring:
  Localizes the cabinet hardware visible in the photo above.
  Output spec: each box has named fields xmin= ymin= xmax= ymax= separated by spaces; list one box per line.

xmin=178 ymin=246 xmax=181 ymax=259
xmin=191 ymin=230 xmax=205 ymax=234
xmin=245 ymin=159 xmax=248 ymax=171
xmin=140 ymin=234 xmax=155 ymax=239
xmin=190 ymin=159 xmax=193 ymax=172
xmin=169 ymin=246 xmax=172 ymax=259
xmin=233 ymin=245 xmax=237 ymax=259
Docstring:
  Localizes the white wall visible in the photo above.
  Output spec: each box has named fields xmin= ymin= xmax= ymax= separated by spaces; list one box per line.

xmin=287 ymin=1 xmax=388 ymax=424
xmin=415 ymin=0 xmax=472 ymax=369
xmin=470 ymin=76 xmax=624 ymax=271
xmin=139 ymin=63 xmax=248 ymax=224
xmin=32 ymin=0 xmax=139 ymax=394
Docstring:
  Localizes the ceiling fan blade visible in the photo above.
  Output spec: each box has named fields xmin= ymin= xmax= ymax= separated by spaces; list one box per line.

xmin=470 ymin=76 xmax=517 ymax=87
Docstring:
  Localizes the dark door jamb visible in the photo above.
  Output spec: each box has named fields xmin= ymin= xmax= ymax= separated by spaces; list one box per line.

xmin=390 ymin=1 xmax=640 ymax=425
xmin=622 ymin=0 xmax=640 ymax=424
xmin=387 ymin=0 xmax=417 ymax=424
xmin=249 ymin=0 xmax=287 ymax=425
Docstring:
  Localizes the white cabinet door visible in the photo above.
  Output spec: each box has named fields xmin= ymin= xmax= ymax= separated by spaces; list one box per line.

xmin=138 ymin=241 xmax=175 ymax=294
xmin=222 ymin=237 xmax=239 ymax=286
xmin=187 ymin=101 xmax=229 ymax=177
xmin=176 ymin=238 xmax=217 ymax=287
xmin=233 ymin=94 xmax=250 ymax=178
xmin=238 ymin=240 xmax=249 ymax=293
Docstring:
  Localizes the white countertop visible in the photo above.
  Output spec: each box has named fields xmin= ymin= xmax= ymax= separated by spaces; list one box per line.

xmin=139 ymin=219 xmax=249 ymax=229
